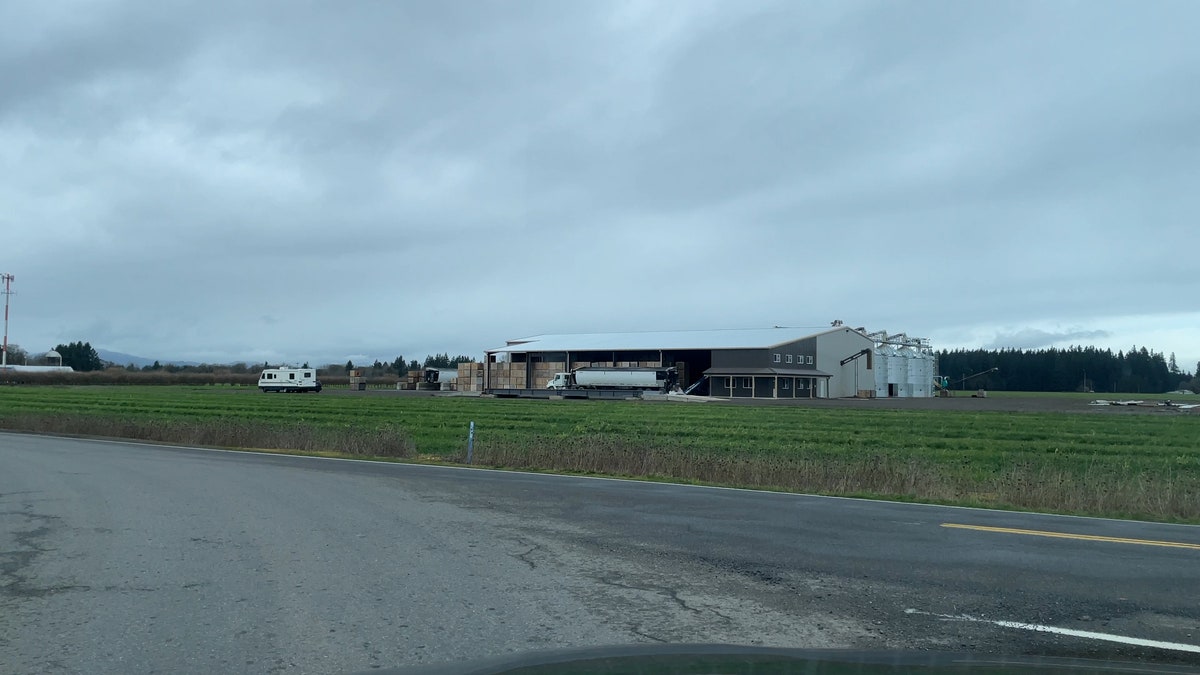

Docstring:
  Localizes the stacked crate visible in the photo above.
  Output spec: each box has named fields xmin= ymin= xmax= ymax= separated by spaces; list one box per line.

xmin=348 ymin=368 xmax=366 ymax=391
xmin=531 ymin=361 xmax=564 ymax=389
xmin=486 ymin=362 xmax=526 ymax=389
xmin=393 ymin=370 xmax=420 ymax=390
xmin=457 ymin=362 xmax=484 ymax=392
xmin=406 ymin=369 xmax=423 ymax=389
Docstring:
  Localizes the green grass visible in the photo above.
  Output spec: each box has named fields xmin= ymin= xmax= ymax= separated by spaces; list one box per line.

xmin=1 ymin=386 xmax=1197 ymax=521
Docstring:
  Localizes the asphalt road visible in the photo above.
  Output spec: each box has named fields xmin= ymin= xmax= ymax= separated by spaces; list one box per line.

xmin=3 ymin=432 xmax=1198 ymax=674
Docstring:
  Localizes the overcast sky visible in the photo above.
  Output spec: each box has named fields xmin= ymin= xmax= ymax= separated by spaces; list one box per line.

xmin=3 ymin=1 xmax=1198 ymax=371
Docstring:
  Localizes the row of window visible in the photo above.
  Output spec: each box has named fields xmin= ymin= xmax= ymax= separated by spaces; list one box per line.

xmin=773 ymin=353 xmax=813 ymax=365
xmin=262 ymin=372 xmax=313 ymax=380
xmin=725 ymin=377 xmax=810 ymax=389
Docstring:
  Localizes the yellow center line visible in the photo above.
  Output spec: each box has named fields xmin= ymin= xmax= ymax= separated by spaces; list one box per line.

xmin=941 ymin=523 xmax=1200 ymax=550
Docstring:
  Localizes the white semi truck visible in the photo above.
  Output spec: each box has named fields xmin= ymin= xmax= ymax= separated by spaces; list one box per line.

xmin=547 ymin=367 xmax=678 ymax=392
xmin=258 ymin=367 xmax=322 ymax=393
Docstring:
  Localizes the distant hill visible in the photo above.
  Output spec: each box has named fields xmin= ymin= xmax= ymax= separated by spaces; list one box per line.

xmin=96 ymin=349 xmax=200 ymax=368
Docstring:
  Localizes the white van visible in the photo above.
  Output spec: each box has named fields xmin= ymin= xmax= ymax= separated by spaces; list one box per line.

xmin=258 ymin=368 xmax=322 ymax=393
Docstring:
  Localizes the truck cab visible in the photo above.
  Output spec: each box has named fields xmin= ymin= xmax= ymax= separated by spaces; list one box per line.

xmin=547 ymin=373 xmax=573 ymax=390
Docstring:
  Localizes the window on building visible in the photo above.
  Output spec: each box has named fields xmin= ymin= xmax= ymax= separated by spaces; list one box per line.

xmin=806 ymin=355 xmax=814 ymax=365
xmin=773 ymin=353 xmax=781 ymax=363
xmin=782 ymin=379 xmax=790 ymax=390
xmin=786 ymin=354 xmax=793 ymax=364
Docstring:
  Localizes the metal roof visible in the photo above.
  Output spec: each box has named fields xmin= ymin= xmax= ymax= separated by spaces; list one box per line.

xmin=704 ymin=367 xmax=831 ymax=377
xmin=487 ymin=327 xmax=842 ymax=354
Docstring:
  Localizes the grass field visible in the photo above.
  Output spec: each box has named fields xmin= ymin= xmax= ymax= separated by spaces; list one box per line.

xmin=1 ymin=386 xmax=1197 ymax=522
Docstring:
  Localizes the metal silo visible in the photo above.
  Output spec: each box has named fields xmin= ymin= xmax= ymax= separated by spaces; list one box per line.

xmin=887 ymin=345 xmax=907 ymax=396
xmin=909 ymin=348 xmax=930 ymax=397
xmin=895 ymin=347 xmax=914 ymax=397
xmin=873 ymin=345 xmax=890 ymax=397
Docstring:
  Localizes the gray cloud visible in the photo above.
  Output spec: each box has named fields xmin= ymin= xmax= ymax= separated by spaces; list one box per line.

xmin=984 ymin=328 xmax=1113 ymax=351
xmin=2 ymin=1 xmax=1198 ymax=368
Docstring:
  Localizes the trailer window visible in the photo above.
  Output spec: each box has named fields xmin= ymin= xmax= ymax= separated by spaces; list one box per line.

xmin=304 ymin=372 xmax=312 ymax=378
xmin=289 ymin=373 xmax=296 ymax=379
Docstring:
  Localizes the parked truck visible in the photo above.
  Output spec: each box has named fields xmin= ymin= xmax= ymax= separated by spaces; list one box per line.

xmin=258 ymin=367 xmax=322 ymax=393
xmin=547 ymin=367 xmax=678 ymax=392
xmin=420 ymin=367 xmax=459 ymax=391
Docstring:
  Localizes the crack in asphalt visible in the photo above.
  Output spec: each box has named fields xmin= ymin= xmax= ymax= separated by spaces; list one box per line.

xmin=0 ymin=505 xmax=90 ymax=599
xmin=627 ymin=622 xmax=668 ymax=643
xmin=597 ymin=574 xmax=709 ymax=617
xmin=506 ymin=538 xmax=541 ymax=570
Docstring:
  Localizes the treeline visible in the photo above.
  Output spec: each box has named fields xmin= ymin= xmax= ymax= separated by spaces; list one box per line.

xmin=937 ymin=346 xmax=1198 ymax=394
xmin=56 ymin=342 xmax=105 ymax=371
xmin=336 ymin=353 xmax=474 ymax=375
xmin=6 ymin=340 xmax=477 ymax=377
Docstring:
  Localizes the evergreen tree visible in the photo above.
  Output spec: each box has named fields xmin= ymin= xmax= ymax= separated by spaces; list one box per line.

xmin=936 ymin=344 xmax=1176 ymax=393
xmin=54 ymin=341 xmax=104 ymax=371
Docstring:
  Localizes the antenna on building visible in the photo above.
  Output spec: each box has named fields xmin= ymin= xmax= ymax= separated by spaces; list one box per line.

xmin=1 ymin=273 xmax=13 ymax=368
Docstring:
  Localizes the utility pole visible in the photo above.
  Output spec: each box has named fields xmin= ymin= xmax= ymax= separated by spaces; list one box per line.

xmin=1 ymin=273 xmax=13 ymax=368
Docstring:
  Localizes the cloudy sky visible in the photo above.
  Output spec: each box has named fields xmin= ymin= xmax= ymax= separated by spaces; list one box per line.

xmin=2 ymin=1 xmax=1197 ymax=371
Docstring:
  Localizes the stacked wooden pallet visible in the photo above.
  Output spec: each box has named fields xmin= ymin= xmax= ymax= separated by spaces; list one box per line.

xmin=486 ymin=362 xmax=526 ymax=389
xmin=457 ymin=362 xmax=484 ymax=392
xmin=531 ymin=361 xmax=564 ymax=389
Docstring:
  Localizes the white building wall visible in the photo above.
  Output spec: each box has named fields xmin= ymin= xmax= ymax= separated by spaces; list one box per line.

xmin=814 ymin=327 xmax=875 ymax=398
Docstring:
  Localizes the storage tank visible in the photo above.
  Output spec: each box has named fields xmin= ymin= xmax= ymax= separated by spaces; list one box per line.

xmin=873 ymin=346 xmax=890 ymax=397
xmin=923 ymin=350 xmax=939 ymax=397
xmin=908 ymin=349 xmax=929 ymax=397
xmin=887 ymin=345 xmax=907 ymax=396
xmin=895 ymin=347 xmax=914 ymax=397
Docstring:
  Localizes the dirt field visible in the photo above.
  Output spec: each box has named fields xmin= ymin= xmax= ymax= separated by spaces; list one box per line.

xmin=322 ymin=387 xmax=1199 ymax=415
xmin=717 ymin=393 xmax=1199 ymax=415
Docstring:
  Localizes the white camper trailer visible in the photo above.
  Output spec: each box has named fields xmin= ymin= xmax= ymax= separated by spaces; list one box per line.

xmin=258 ymin=367 xmax=322 ymax=393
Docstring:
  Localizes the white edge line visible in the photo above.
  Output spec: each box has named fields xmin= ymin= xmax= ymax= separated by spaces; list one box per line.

xmin=905 ymin=609 xmax=1200 ymax=654
xmin=3 ymin=429 xmax=1199 ymax=530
